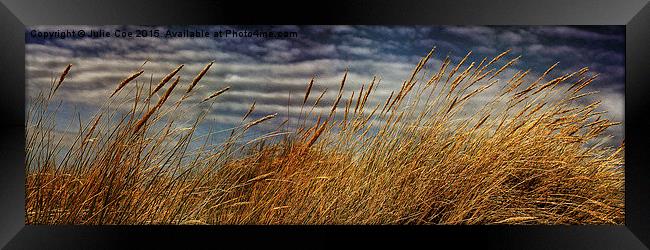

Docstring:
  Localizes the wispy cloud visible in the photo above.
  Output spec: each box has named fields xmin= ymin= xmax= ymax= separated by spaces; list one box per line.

xmin=26 ymin=25 xmax=625 ymax=145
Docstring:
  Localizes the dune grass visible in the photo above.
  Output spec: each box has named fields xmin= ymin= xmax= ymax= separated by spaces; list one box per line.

xmin=25 ymin=48 xmax=624 ymax=225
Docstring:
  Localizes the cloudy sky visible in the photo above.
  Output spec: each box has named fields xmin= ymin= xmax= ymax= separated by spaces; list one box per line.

xmin=26 ymin=25 xmax=625 ymax=146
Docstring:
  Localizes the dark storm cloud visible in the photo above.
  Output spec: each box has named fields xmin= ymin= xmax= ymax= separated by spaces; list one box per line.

xmin=26 ymin=25 xmax=625 ymax=144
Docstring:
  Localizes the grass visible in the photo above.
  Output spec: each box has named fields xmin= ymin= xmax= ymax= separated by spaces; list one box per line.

xmin=25 ymin=48 xmax=624 ymax=225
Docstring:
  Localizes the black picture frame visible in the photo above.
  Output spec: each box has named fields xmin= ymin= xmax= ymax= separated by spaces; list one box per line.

xmin=1 ymin=0 xmax=649 ymax=249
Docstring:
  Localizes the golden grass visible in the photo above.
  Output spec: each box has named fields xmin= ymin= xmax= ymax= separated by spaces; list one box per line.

xmin=25 ymin=48 xmax=624 ymax=225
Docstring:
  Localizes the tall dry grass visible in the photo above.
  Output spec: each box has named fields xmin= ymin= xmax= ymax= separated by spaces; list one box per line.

xmin=25 ymin=48 xmax=624 ymax=225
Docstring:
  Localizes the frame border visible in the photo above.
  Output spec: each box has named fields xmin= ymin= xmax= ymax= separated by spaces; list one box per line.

xmin=1 ymin=0 xmax=648 ymax=249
